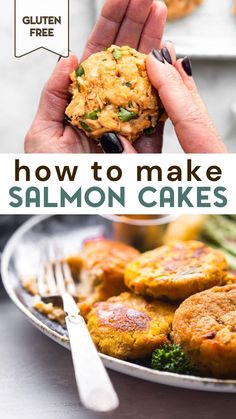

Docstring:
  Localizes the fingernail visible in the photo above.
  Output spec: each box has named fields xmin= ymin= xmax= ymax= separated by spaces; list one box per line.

xmin=161 ymin=47 xmax=172 ymax=64
xmin=152 ymin=49 xmax=165 ymax=63
xmin=100 ymin=133 xmax=124 ymax=153
xmin=182 ymin=56 xmax=192 ymax=76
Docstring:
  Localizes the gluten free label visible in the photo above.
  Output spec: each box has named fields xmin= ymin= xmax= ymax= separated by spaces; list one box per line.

xmin=14 ymin=0 xmax=69 ymax=57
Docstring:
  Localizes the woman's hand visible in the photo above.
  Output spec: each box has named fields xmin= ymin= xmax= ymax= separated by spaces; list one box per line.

xmin=25 ymin=0 xmax=167 ymax=153
xmin=120 ymin=43 xmax=226 ymax=154
xmin=146 ymin=45 xmax=227 ymax=153
xmin=25 ymin=0 xmax=226 ymax=154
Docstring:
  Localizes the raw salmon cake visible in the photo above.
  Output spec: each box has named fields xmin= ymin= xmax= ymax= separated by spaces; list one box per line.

xmin=65 ymin=45 xmax=166 ymax=142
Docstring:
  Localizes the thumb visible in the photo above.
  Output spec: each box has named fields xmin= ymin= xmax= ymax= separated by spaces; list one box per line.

xmin=35 ymin=53 xmax=78 ymax=124
xmin=146 ymin=50 xmax=226 ymax=153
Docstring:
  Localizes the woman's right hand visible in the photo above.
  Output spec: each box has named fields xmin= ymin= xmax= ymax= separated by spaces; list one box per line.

xmin=121 ymin=42 xmax=227 ymax=154
xmin=146 ymin=44 xmax=226 ymax=153
xmin=102 ymin=42 xmax=227 ymax=154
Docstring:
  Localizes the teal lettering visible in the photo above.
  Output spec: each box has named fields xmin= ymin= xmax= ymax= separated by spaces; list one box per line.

xmin=9 ymin=187 xmax=23 ymax=207
xmin=139 ymin=187 xmax=157 ymax=207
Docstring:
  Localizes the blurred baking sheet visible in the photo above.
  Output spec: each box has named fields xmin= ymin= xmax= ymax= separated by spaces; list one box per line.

xmin=95 ymin=0 xmax=236 ymax=59
xmin=165 ymin=0 xmax=236 ymax=59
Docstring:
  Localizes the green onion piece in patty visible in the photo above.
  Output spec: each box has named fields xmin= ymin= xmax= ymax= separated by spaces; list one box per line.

xmin=79 ymin=120 xmax=92 ymax=132
xmin=124 ymin=82 xmax=132 ymax=88
xmin=76 ymin=65 xmax=85 ymax=77
xmin=118 ymin=107 xmax=138 ymax=122
xmin=84 ymin=110 xmax=99 ymax=120
xmin=113 ymin=49 xmax=122 ymax=60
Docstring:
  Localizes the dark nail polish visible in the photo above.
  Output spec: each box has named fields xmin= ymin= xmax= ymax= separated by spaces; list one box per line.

xmin=100 ymin=133 xmax=124 ymax=153
xmin=161 ymin=47 xmax=172 ymax=64
xmin=152 ymin=49 xmax=165 ymax=63
xmin=182 ymin=56 xmax=192 ymax=76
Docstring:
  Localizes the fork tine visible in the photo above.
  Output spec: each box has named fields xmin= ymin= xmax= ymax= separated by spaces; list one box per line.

xmin=45 ymin=262 xmax=57 ymax=295
xmin=37 ymin=265 xmax=47 ymax=296
xmin=38 ymin=241 xmax=76 ymax=298
xmin=37 ymin=240 xmax=57 ymax=296
xmin=37 ymin=240 xmax=52 ymax=296
xmin=54 ymin=260 xmax=66 ymax=295
xmin=63 ymin=261 xmax=77 ymax=296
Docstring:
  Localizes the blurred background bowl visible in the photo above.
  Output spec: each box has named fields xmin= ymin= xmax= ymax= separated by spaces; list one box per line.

xmin=100 ymin=214 xmax=178 ymax=251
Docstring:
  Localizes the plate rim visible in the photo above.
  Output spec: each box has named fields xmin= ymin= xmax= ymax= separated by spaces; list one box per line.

xmin=2 ymin=214 xmax=236 ymax=393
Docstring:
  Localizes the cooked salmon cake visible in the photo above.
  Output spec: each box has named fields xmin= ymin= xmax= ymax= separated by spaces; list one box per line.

xmin=67 ymin=239 xmax=140 ymax=316
xmin=65 ymin=45 xmax=166 ymax=143
xmin=23 ymin=239 xmax=139 ymax=321
xmin=125 ymin=241 xmax=227 ymax=301
xmin=164 ymin=0 xmax=204 ymax=21
xmin=172 ymin=285 xmax=236 ymax=378
xmin=87 ymin=292 xmax=176 ymax=359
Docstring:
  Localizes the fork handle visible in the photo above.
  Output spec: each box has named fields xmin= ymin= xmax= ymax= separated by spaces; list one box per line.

xmin=65 ymin=314 xmax=119 ymax=412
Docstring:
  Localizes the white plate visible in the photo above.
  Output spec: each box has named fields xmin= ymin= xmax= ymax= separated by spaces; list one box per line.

xmin=2 ymin=214 xmax=236 ymax=393
xmin=95 ymin=0 xmax=236 ymax=59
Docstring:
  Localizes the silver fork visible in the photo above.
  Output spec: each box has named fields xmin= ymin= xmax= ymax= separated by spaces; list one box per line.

xmin=37 ymin=247 xmax=119 ymax=413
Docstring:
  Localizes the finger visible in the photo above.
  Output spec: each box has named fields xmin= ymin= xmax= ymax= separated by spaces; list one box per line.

xmin=134 ymin=122 xmax=164 ymax=153
xmin=35 ymin=54 xmax=78 ymax=125
xmin=58 ymin=126 xmax=88 ymax=153
xmin=146 ymin=52 xmax=226 ymax=153
xmin=115 ymin=0 xmax=153 ymax=49
xmin=175 ymin=57 xmax=195 ymax=89
xmin=119 ymin=136 xmax=137 ymax=153
xmin=174 ymin=57 xmax=206 ymax=111
xmin=64 ymin=125 xmax=102 ymax=153
xmin=139 ymin=1 xmax=167 ymax=53
xmin=81 ymin=0 xmax=130 ymax=60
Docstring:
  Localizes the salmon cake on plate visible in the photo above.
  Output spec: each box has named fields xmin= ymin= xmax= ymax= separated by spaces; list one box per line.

xmin=87 ymin=292 xmax=176 ymax=360
xmin=172 ymin=284 xmax=236 ymax=378
xmin=23 ymin=239 xmax=139 ymax=321
xmin=124 ymin=241 xmax=228 ymax=301
xmin=67 ymin=239 xmax=140 ymax=316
